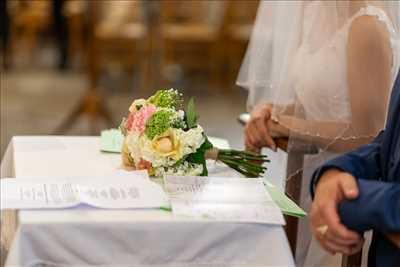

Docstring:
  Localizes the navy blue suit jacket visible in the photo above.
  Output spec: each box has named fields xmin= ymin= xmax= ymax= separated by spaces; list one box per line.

xmin=311 ymin=71 xmax=400 ymax=267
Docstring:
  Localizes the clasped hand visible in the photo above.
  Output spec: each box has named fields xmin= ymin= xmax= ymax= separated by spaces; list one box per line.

xmin=245 ymin=103 xmax=283 ymax=153
xmin=311 ymin=169 xmax=364 ymax=255
xmin=246 ymin=104 xmax=365 ymax=255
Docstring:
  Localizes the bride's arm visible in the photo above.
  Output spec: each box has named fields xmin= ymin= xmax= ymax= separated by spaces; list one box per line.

xmin=271 ymin=15 xmax=393 ymax=152
xmin=346 ymin=15 xmax=392 ymax=138
xmin=270 ymin=116 xmax=372 ymax=152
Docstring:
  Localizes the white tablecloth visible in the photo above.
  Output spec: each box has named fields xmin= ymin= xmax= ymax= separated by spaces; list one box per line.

xmin=1 ymin=136 xmax=294 ymax=267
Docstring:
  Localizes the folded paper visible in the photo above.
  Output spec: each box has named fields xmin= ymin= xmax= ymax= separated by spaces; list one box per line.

xmin=1 ymin=175 xmax=168 ymax=210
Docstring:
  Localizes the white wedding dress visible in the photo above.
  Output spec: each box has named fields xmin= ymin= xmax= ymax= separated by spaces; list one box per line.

xmin=238 ymin=1 xmax=399 ymax=266
xmin=291 ymin=5 xmax=400 ymax=267
xmin=291 ymin=5 xmax=399 ymax=124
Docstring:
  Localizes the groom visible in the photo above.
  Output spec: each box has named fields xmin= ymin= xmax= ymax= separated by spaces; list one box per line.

xmin=310 ymin=70 xmax=400 ymax=267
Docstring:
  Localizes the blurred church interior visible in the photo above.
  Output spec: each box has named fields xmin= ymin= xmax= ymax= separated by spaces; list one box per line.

xmin=0 ymin=0 xmax=260 ymax=158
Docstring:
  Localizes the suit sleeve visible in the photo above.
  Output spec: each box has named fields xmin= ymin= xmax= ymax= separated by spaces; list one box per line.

xmin=310 ymin=131 xmax=384 ymax=197
xmin=310 ymin=131 xmax=400 ymax=233
xmin=338 ymin=179 xmax=400 ymax=233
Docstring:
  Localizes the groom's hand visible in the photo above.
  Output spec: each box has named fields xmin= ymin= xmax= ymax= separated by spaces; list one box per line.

xmin=311 ymin=169 xmax=364 ymax=255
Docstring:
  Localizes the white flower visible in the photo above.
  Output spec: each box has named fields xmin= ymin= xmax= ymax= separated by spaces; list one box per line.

xmin=175 ymin=126 xmax=205 ymax=156
xmin=177 ymin=110 xmax=185 ymax=119
xmin=137 ymin=126 xmax=205 ymax=168
xmin=137 ymin=133 xmax=177 ymax=167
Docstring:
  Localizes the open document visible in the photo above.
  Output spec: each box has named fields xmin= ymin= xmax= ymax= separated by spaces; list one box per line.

xmin=1 ymin=175 xmax=168 ymax=210
xmin=164 ymin=176 xmax=285 ymax=225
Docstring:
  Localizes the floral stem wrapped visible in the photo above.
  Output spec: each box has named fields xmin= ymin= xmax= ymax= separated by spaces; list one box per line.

xmin=120 ymin=89 xmax=269 ymax=178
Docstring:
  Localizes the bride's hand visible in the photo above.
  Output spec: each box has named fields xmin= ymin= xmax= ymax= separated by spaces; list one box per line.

xmin=245 ymin=103 xmax=277 ymax=153
xmin=267 ymin=119 xmax=290 ymax=138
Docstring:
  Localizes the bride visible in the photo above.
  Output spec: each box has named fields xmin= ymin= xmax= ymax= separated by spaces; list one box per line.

xmin=238 ymin=0 xmax=400 ymax=266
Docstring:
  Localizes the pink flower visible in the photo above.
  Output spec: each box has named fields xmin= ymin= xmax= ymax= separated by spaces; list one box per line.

xmin=125 ymin=104 xmax=156 ymax=134
xmin=136 ymin=158 xmax=152 ymax=171
xmin=125 ymin=113 xmax=135 ymax=132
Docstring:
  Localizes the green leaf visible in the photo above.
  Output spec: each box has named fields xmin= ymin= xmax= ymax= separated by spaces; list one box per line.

xmin=173 ymin=155 xmax=189 ymax=167
xmin=186 ymin=98 xmax=198 ymax=129
xmin=186 ymin=136 xmax=213 ymax=176
xmin=201 ymin=136 xmax=213 ymax=151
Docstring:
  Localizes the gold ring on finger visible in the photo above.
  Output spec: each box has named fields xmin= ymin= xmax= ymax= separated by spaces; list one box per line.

xmin=316 ymin=225 xmax=329 ymax=236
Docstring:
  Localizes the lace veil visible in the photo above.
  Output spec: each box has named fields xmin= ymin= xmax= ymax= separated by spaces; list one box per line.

xmin=238 ymin=0 xmax=400 ymax=165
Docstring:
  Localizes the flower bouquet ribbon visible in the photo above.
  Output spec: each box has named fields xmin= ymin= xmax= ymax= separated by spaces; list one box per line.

xmin=120 ymin=89 xmax=269 ymax=178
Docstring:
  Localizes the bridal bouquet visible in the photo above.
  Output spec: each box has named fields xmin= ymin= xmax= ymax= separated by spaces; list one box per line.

xmin=120 ymin=89 xmax=269 ymax=178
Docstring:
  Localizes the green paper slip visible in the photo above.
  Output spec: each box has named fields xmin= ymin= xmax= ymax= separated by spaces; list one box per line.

xmin=160 ymin=205 xmax=172 ymax=212
xmin=264 ymin=181 xmax=307 ymax=218
xmin=100 ymin=129 xmax=124 ymax=153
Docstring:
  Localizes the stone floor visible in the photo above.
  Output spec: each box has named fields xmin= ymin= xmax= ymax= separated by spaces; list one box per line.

xmin=1 ymin=65 xmax=248 ymax=159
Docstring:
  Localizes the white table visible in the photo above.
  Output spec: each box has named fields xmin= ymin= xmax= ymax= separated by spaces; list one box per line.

xmin=1 ymin=136 xmax=294 ymax=267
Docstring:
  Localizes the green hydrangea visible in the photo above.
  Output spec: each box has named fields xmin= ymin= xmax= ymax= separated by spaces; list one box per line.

xmin=145 ymin=110 xmax=175 ymax=139
xmin=148 ymin=89 xmax=183 ymax=109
